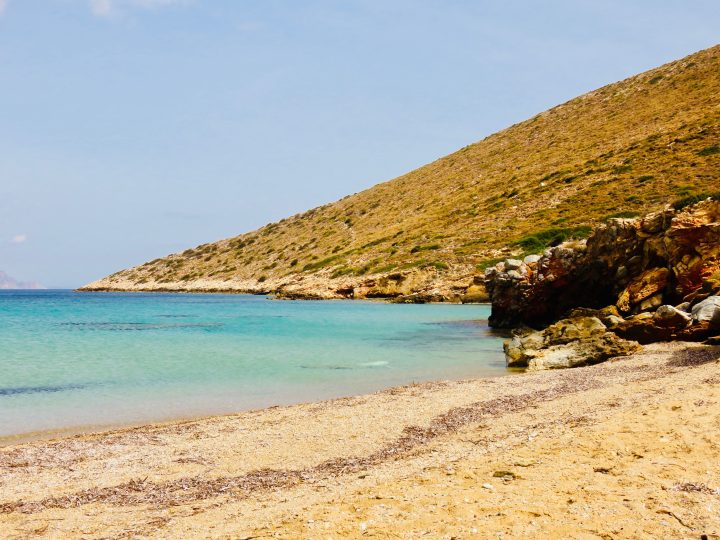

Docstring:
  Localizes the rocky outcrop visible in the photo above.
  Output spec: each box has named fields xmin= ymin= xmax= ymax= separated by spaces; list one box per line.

xmin=273 ymin=269 xmax=483 ymax=303
xmin=83 ymin=266 xmax=488 ymax=304
xmin=504 ymin=317 xmax=640 ymax=371
xmin=490 ymin=199 xmax=720 ymax=369
xmin=487 ymin=199 xmax=720 ymax=329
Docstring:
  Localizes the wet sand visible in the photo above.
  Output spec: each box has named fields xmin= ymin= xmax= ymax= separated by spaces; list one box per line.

xmin=1 ymin=341 xmax=719 ymax=539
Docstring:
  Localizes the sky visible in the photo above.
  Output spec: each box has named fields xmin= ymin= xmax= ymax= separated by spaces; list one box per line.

xmin=0 ymin=1 xmax=718 ymax=288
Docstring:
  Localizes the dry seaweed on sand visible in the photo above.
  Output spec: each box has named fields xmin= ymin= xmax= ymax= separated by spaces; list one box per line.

xmin=667 ymin=346 xmax=720 ymax=367
xmin=2 ymin=348 xmax=700 ymax=515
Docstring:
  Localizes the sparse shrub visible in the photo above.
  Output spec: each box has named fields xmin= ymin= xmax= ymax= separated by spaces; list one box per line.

xmin=612 ymin=164 xmax=632 ymax=174
xmin=421 ymin=261 xmax=448 ymax=271
xmin=672 ymin=192 xmax=720 ymax=210
xmin=356 ymin=264 xmax=373 ymax=275
xmin=476 ymin=258 xmax=505 ymax=271
xmin=257 ymin=275 xmax=267 ymax=283
xmin=673 ymin=184 xmax=695 ymax=197
xmin=512 ymin=226 xmax=592 ymax=253
xmin=330 ymin=266 xmax=353 ymax=278
xmin=302 ymin=253 xmax=343 ymax=272
xmin=410 ymin=243 xmax=440 ymax=253
xmin=697 ymin=145 xmax=720 ymax=156
xmin=605 ymin=211 xmax=641 ymax=220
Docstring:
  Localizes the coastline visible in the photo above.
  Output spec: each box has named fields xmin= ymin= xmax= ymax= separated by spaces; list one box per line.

xmin=2 ymin=341 xmax=719 ymax=538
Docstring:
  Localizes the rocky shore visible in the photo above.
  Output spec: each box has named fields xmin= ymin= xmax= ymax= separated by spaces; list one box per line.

xmin=80 ymin=266 xmax=490 ymax=303
xmin=486 ymin=198 xmax=720 ymax=370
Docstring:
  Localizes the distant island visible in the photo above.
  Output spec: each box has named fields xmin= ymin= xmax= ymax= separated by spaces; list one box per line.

xmin=0 ymin=271 xmax=44 ymax=290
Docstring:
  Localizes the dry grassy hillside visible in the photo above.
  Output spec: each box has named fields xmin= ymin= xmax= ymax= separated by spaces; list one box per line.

xmin=82 ymin=45 xmax=720 ymax=299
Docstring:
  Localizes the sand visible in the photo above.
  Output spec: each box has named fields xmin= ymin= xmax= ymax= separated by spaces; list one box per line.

xmin=1 ymin=341 xmax=719 ymax=539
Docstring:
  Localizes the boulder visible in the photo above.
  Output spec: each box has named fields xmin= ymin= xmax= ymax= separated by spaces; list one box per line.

xmin=527 ymin=333 xmax=641 ymax=371
xmin=653 ymin=305 xmax=692 ymax=328
xmin=504 ymin=329 xmax=545 ymax=368
xmin=506 ymin=270 xmax=523 ymax=280
xmin=691 ymin=296 xmax=720 ymax=326
xmin=542 ymin=316 xmax=606 ymax=344
xmin=504 ymin=316 xmax=640 ymax=370
xmin=614 ymin=305 xmax=714 ymax=344
xmin=613 ymin=316 xmax=673 ymax=344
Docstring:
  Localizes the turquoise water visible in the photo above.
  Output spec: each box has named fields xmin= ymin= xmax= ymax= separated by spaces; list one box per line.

xmin=0 ymin=290 xmax=507 ymax=439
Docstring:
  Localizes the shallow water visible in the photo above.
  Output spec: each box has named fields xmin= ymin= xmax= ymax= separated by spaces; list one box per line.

xmin=0 ymin=290 xmax=508 ymax=438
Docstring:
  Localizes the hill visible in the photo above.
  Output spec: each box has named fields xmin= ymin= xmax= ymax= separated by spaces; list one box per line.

xmin=81 ymin=45 xmax=720 ymax=300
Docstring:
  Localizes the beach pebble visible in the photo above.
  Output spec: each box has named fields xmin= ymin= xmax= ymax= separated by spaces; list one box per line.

xmin=482 ymin=483 xmax=494 ymax=490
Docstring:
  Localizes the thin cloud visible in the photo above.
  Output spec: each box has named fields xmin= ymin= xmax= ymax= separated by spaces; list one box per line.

xmin=11 ymin=234 xmax=27 ymax=244
xmin=90 ymin=0 xmax=112 ymax=17
xmin=89 ymin=0 xmax=190 ymax=17
xmin=0 ymin=0 xmax=8 ymax=16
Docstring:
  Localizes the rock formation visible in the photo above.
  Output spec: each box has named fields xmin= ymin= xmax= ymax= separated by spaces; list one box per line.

xmin=486 ymin=199 xmax=720 ymax=328
xmin=487 ymin=199 xmax=720 ymax=369
xmin=504 ymin=317 xmax=640 ymax=371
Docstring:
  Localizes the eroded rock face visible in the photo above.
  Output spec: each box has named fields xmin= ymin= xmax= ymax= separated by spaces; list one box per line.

xmin=486 ymin=246 xmax=591 ymax=328
xmin=504 ymin=317 xmax=640 ymax=371
xmin=487 ymin=199 xmax=720 ymax=330
xmin=274 ymin=268 xmax=473 ymax=302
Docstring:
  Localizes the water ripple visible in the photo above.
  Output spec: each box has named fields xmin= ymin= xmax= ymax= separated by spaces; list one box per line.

xmin=0 ymin=383 xmax=90 ymax=397
xmin=59 ymin=322 xmax=223 ymax=331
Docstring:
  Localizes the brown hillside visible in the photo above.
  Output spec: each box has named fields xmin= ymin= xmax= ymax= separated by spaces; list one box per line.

xmin=81 ymin=45 xmax=720 ymax=299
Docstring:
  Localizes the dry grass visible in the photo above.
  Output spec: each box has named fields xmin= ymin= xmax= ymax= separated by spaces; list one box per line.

xmin=84 ymin=44 xmax=720 ymax=293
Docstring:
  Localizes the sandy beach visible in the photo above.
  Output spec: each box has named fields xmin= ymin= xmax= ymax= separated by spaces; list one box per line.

xmin=1 ymin=341 xmax=719 ymax=539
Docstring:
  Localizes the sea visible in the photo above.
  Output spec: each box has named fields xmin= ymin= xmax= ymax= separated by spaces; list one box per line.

xmin=0 ymin=290 xmax=508 ymax=440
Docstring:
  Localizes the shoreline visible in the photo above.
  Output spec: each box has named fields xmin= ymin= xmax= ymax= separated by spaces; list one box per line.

xmin=0 ymin=358 xmax=514 ymax=447
xmin=74 ymin=287 xmax=486 ymax=304
xmin=2 ymin=341 xmax=719 ymax=538
xmin=0 ymin=377 xmax=499 ymax=448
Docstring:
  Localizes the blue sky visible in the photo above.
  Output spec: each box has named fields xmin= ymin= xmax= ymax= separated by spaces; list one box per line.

xmin=1 ymin=1 xmax=718 ymax=287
